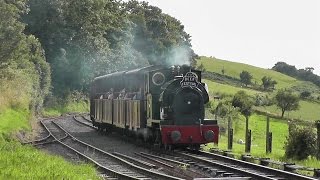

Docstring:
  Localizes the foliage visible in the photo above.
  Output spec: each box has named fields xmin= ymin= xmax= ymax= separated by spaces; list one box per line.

xmin=22 ymin=0 xmax=196 ymax=98
xmin=272 ymin=61 xmax=320 ymax=87
xmin=300 ymin=91 xmax=311 ymax=99
xmin=197 ymin=63 xmax=206 ymax=72
xmin=239 ymin=71 xmax=252 ymax=87
xmin=0 ymin=0 xmax=51 ymax=113
xmin=275 ymin=89 xmax=300 ymax=118
xmin=124 ymin=0 xmax=197 ymax=66
xmin=254 ymin=93 xmax=273 ymax=106
xmin=261 ymin=76 xmax=277 ymax=91
xmin=284 ymin=123 xmax=316 ymax=160
xmin=232 ymin=91 xmax=253 ymax=118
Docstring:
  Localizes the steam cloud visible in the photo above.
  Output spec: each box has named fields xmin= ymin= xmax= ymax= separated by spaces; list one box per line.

xmin=165 ymin=45 xmax=192 ymax=66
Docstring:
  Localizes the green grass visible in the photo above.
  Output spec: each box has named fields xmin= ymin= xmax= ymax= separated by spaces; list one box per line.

xmin=0 ymin=139 xmax=99 ymax=179
xmin=204 ymin=76 xmax=320 ymax=121
xmin=199 ymin=56 xmax=300 ymax=89
xmin=204 ymin=113 xmax=320 ymax=169
xmin=203 ymin=79 xmax=266 ymax=97
xmin=43 ymin=101 xmax=89 ymax=117
xmin=0 ymin=106 xmax=99 ymax=179
xmin=199 ymin=56 xmax=320 ymax=169
xmin=0 ymin=109 xmax=30 ymax=134
xmin=213 ymin=114 xmax=288 ymax=159
xmin=255 ymin=100 xmax=320 ymax=121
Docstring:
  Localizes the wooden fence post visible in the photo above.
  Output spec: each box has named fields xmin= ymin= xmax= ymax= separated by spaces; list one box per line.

xmin=316 ymin=121 xmax=320 ymax=160
xmin=228 ymin=116 xmax=233 ymax=150
xmin=266 ymin=116 xmax=272 ymax=154
xmin=245 ymin=129 xmax=251 ymax=153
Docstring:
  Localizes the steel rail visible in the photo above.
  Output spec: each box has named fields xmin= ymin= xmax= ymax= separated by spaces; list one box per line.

xmin=45 ymin=119 xmax=182 ymax=180
xmin=179 ymin=150 xmax=316 ymax=180
xmin=196 ymin=150 xmax=316 ymax=180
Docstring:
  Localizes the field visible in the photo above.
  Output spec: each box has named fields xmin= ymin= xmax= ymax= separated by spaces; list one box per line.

xmin=255 ymin=100 xmax=320 ymax=121
xmin=198 ymin=56 xmax=300 ymax=89
xmin=199 ymin=56 xmax=320 ymax=121
xmin=204 ymin=113 xmax=320 ymax=168
xmin=199 ymin=56 xmax=320 ymax=169
xmin=207 ymin=114 xmax=288 ymax=159
xmin=203 ymin=79 xmax=266 ymax=97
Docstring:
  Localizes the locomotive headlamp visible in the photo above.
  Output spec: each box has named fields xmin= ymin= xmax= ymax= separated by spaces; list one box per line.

xmin=171 ymin=131 xmax=181 ymax=142
xmin=204 ymin=130 xmax=214 ymax=141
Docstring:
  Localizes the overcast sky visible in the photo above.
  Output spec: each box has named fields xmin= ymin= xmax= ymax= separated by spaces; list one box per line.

xmin=142 ymin=0 xmax=320 ymax=75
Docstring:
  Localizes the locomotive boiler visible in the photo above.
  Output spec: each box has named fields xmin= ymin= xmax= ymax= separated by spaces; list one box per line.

xmin=90 ymin=65 xmax=219 ymax=150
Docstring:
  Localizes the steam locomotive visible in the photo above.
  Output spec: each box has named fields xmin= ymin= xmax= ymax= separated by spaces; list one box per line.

xmin=90 ymin=65 xmax=219 ymax=150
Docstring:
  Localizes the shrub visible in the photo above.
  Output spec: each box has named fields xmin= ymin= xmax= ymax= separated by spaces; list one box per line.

xmin=284 ymin=123 xmax=316 ymax=160
xmin=300 ymin=91 xmax=311 ymax=99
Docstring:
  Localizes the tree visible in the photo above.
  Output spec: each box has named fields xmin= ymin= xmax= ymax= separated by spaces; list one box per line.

xmin=239 ymin=71 xmax=252 ymax=87
xmin=0 ymin=0 xmax=51 ymax=112
xmin=275 ymin=89 xmax=300 ymax=118
xmin=196 ymin=63 xmax=206 ymax=72
xmin=123 ymin=0 xmax=196 ymax=66
xmin=300 ymin=91 xmax=311 ymax=99
xmin=232 ymin=91 xmax=253 ymax=119
xmin=261 ymin=76 xmax=277 ymax=91
xmin=232 ymin=91 xmax=253 ymax=152
xmin=285 ymin=122 xmax=316 ymax=160
xmin=272 ymin=62 xmax=297 ymax=77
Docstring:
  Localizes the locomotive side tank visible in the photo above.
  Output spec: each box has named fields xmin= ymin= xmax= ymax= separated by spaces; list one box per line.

xmin=90 ymin=65 xmax=219 ymax=149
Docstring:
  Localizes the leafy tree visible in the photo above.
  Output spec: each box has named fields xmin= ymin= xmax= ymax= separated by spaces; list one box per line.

xmin=239 ymin=71 xmax=252 ymax=87
xmin=232 ymin=91 xmax=253 ymax=151
xmin=272 ymin=62 xmax=320 ymax=87
xmin=24 ymin=0 xmax=146 ymax=97
xmin=285 ymin=122 xmax=316 ymax=160
xmin=123 ymin=0 xmax=197 ymax=66
xmin=23 ymin=0 xmax=195 ymax=98
xmin=232 ymin=91 xmax=253 ymax=119
xmin=300 ymin=91 xmax=311 ymax=99
xmin=0 ymin=0 xmax=51 ymax=112
xmin=275 ymin=89 xmax=300 ymax=118
xmin=272 ymin=62 xmax=297 ymax=77
xmin=261 ymin=76 xmax=277 ymax=91
xmin=196 ymin=63 xmax=206 ymax=72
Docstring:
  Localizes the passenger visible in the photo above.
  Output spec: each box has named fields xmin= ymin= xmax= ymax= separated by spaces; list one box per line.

xmin=118 ymin=88 xmax=126 ymax=99
xmin=124 ymin=92 xmax=132 ymax=100
xmin=99 ymin=94 xmax=103 ymax=99
xmin=133 ymin=88 xmax=142 ymax=100
xmin=107 ymin=88 xmax=114 ymax=99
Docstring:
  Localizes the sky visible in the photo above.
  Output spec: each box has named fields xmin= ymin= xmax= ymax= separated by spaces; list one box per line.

xmin=142 ymin=0 xmax=320 ymax=75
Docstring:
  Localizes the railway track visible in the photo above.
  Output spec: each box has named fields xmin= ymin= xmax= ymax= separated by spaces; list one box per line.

xmin=40 ymin=119 xmax=182 ymax=180
xmin=167 ymin=150 xmax=316 ymax=180
xmin=75 ymin=114 xmax=317 ymax=179
xmin=42 ymin=115 xmax=318 ymax=179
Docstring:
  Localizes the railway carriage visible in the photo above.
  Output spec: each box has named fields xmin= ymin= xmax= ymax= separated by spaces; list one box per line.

xmin=90 ymin=65 xmax=219 ymax=149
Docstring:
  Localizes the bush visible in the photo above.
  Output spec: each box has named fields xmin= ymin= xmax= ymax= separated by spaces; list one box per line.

xmin=300 ymin=91 xmax=311 ymax=99
xmin=284 ymin=123 xmax=316 ymax=160
xmin=254 ymin=94 xmax=274 ymax=106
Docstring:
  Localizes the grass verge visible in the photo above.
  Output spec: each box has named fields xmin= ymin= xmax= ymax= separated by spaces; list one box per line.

xmin=43 ymin=101 xmax=89 ymax=117
xmin=0 ymin=139 xmax=100 ymax=179
xmin=0 ymin=107 xmax=100 ymax=179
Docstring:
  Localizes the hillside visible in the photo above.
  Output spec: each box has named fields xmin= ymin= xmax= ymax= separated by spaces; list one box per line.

xmin=198 ymin=56 xmax=320 ymax=121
